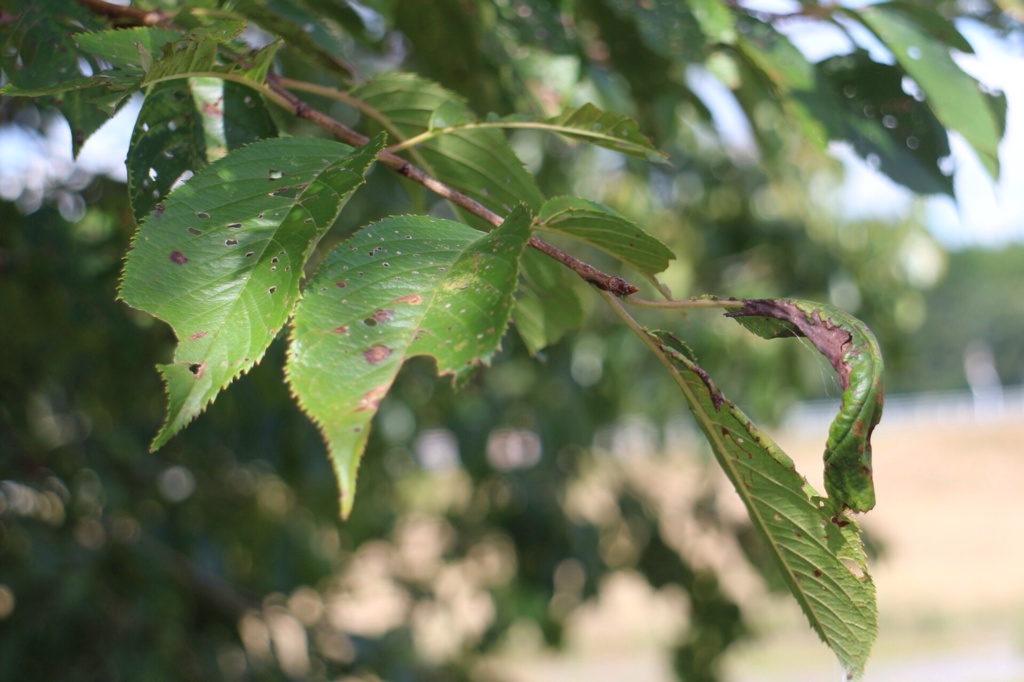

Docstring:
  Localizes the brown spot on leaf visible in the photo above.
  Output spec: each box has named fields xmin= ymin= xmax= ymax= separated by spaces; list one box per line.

xmin=372 ymin=308 xmax=394 ymax=324
xmin=333 ymin=325 xmax=348 ymax=334
xmin=356 ymin=384 xmax=388 ymax=411
xmin=170 ymin=250 xmax=187 ymax=264
xmin=727 ymin=299 xmax=853 ymax=387
xmin=190 ymin=330 xmax=207 ymax=340
xmin=363 ymin=344 xmax=392 ymax=364
xmin=335 ymin=280 xmax=346 ymax=288
xmin=392 ymin=293 xmax=422 ymax=305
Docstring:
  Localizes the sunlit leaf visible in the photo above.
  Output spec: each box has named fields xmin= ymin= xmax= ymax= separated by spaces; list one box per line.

xmin=649 ymin=328 xmax=877 ymax=678
xmin=120 ymin=135 xmax=384 ymax=450
xmin=287 ymin=207 xmax=532 ymax=517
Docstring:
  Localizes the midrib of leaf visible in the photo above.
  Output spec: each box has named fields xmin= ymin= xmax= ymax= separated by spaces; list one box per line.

xmin=388 ymin=120 xmax=659 ymax=157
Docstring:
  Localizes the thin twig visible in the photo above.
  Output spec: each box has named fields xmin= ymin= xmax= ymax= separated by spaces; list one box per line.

xmin=625 ymin=296 xmax=742 ymax=310
xmin=75 ymin=0 xmax=169 ymax=25
xmin=71 ymin=0 xmax=640 ymax=297
xmin=265 ymin=75 xmax=639 ymax=295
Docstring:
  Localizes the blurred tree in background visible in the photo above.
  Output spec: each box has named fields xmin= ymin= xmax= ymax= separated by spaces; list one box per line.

xmin=0 ymin=0 xmax=1018 ymax=680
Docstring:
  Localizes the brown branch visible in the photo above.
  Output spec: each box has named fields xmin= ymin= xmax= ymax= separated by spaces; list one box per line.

xmin=72 ymin=0 xmax=640 ymax=297
xmin=75 ymin=0 xmax=170 ymax=26
xmin=265 ymin=75 xmax=638 ymax=296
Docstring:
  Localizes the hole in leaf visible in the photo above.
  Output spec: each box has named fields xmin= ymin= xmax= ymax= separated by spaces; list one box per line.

xmin=268 ymin=286 xmax=277 ymax=294
xmin=188 ymin=362 xmax=205 ymax=378
xmin=268 ymin=169 xmax=284 ymax=180
xmin=227 ymin=222 xmax=242 ymax=229
xmin=195 ymin=211 xmax=210 ymax=219
xmin=225 ymin=238 xmax=238 ymax=246
xmin=187 ymin=227 xmax=202 ymax=235
xmin=245 ymin=251 xmax=255 ymax=258
xmin=363 ymin=318 xmax=377 ymax=327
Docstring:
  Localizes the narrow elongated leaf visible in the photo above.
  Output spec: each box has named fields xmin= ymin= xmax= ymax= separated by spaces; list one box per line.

xmin=287 ymin=208 xmax=532 ymax=517
xmin=649 ymin=330 xmax=877 ymax=678
xmin=536 ymin=103 xmax=667 ymax=162
xmin=120 ymin=135 xmax=384 ymax=449
xmin=351 ymin=73 xmax=544 ymax=221
xmin=727 ymin=299 xmax=884 ymax=513
xmin=535 ymin=196 xmax=674 ymax=275
xmin=854 ymin=3 xmax=1005 ymax=178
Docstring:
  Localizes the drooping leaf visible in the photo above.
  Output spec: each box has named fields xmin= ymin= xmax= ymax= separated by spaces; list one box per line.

xmin=818 ymin=51 xmax=953 ymax=196
xmin=513 ymin=249 xmax=587 ymax=355
xmin=120 ymin=135 xmax=384 ymax=450
xmin=648 ymin=329 xmax=877 ymax=678
xmin=351 ymin=72 xmax=544 ymax=222
xmin=287 ymin=207 xmax=532 ymax=517
xmin=535 ymin=196 xmax=675 ymax=276
xmin=726 ymin=299 xmax=884 ymax=514
xmin=854 ymin=3 xmax=1005 ymax=178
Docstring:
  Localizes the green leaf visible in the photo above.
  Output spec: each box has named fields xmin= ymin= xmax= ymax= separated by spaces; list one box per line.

xmin=535 ymin=196 xmax=675 ymax=276
xmin=818 ymin=51 xmax=953 ymax=196
xmin=537 ymin=103 xmax=668 ymax=162
xmin=74 ymin=27 xmax=181 ymax=71
xmin=649 ymin=329 xmax=877 ymax=678
xmin=726 ymin=299 xmax=884 ymax=513
xmin=128 ymin=81 xmax=208 ymax=224
xmin=854 ymin=3 xmax=1005 ymax=178
xmin=0 ymin=0 xmax=118 ymax=153
xmin=734 ymin=20 xmax=835 ymax=150
xmin=120 ymin=135 xmax=384 ymax=450
xmin=604 ymin=0 xmax=708 ymax=63
xmin=142 ymin=23 xmax=245 ymax=86
xmin=351 ymin=72 xmax=544 ymax=222
xmin=287 ymin=207 xmax=532 ymax=517
xmin=512 ymin=249 xmax=587 ymax=355
xmin=128 ymin=78 xmax=278 ymax=225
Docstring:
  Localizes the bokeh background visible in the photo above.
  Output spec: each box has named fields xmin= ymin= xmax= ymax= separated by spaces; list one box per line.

xmin=2 ymin=1 xmax=1024 ymax=680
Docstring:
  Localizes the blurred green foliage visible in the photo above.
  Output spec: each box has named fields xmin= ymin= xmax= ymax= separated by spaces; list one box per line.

xmin=1 ymin=0 xmax=1019 ymax=679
